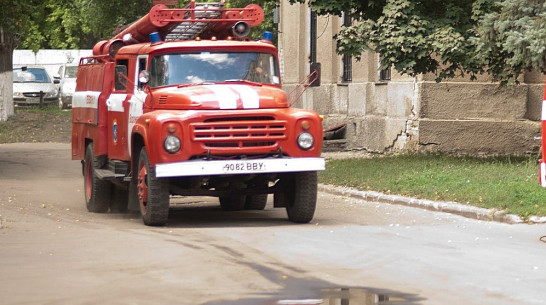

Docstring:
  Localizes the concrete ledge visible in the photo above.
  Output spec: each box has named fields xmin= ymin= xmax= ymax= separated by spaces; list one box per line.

xmin=318 ymin=184 xmax=546 ymax=224
xmin=420 ymin=82 xmax=528 ymax=120
xmin=419 ymin=119 xmax=540 ymax=155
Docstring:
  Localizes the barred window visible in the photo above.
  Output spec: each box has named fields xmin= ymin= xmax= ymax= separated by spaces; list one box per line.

xmin=341 ymin=12 xmax=352 ymax=82
xmin=379 ymin=67 xmax=391 ymax=81
xmin=378 ymin=55 xmax=391 ymax=81
xmin=310 ymin=11 xmax=317 ymax=65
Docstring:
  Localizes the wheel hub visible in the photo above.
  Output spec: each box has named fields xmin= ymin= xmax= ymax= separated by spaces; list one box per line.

xmin=137 ymin=164 xmax=148 ymax=212
xmin=85 ymin=159 xmax=92 ymax=201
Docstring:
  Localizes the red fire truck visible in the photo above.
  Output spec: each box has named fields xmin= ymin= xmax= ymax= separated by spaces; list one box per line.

xmin=539 ymin=82 xmax=546 ymax=188
xmin=72 ymin=1 xmax=325 ymax=226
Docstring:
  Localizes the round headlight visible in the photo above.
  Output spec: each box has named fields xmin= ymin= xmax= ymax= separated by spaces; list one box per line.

xmin=297 ymin=132 xmax=314 ymax=150
xmin=164 ymin=135 xmax=181 ymax=153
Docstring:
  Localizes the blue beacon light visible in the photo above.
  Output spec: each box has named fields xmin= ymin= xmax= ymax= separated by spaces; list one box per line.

xmin=262 ymin=31 xmax=273 ymax=42
xmin=149 ymin=32 xmax=162 ymax=45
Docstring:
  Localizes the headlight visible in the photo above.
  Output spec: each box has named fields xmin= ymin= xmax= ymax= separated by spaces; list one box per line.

xmin=45 ymin=89 xmax=58 ymax=98
xmin=13 ymin=92 xmax=23 ymax=98
xmin=297 ymin=132 xmax=314 ymax=150
xmin=164 ymin=135 xmax=181 ymax=153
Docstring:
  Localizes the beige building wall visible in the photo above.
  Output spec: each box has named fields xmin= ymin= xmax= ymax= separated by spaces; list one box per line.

xmin=278 ymin=0 xmax=542 ymax=155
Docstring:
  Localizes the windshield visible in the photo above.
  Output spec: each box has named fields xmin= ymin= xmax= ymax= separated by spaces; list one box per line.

xmin=13 ymin=68 xmax=52 ymax=83
xmin=64 ymin=66 xmax=78 ymax=78
xmin=149 ymin=52 xmax=280 ymax=88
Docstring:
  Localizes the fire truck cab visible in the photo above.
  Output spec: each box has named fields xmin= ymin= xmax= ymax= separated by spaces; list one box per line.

xmin=72 ymin=1 xmax=325 ymax=226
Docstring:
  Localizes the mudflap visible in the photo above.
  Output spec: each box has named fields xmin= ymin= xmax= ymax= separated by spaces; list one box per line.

xmin=127 ymin=179 xmax=140 ymax=212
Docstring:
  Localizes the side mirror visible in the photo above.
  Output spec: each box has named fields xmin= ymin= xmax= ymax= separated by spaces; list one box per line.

xmin=53 ymin=79 xmax=60 ymax=84
xmin=114 ymin=65 xmax=128 ymax=91
xmin=309 ymin=62 xmax=321 ymax=87
xmin=138 ymin=70 xmax=150 ymax=85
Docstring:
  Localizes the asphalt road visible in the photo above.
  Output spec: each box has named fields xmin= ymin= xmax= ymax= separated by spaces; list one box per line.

xmin=1 ymin=143 xmax=545 ymax=305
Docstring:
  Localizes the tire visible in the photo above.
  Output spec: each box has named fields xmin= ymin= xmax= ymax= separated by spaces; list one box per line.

xmin=219 ymin=195 xmax=246 ymax=211
xmin=58 ymin=94 xmax=67 ymax=109
xmin=285 ymin=171 xmax=318 ymax=223
xmin=84 ymin=144 xmax=112 ymax=213
xmin=245 ymin=194 xmax=268 ymax=210
xmin=137 ymin=147 xmax=170 ymax=226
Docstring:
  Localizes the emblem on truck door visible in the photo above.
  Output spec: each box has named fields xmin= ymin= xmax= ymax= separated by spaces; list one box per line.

xmin=113 ymin=119 xmax=118 ymax=143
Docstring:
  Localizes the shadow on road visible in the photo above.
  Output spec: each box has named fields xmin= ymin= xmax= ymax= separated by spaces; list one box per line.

xmin=166 ymin=203 xmax=296 ymax=228
xmin=103 ymin=200 xmax=299 ymax=229
xmin=202 ymin=262 xmax=426 ymax=305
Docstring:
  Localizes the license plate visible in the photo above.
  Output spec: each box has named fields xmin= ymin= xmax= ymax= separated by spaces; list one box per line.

xmin=27 ymin=97 xmax=41 ymax=104
xmin=222 ymin=161 xmax=266 ymax=173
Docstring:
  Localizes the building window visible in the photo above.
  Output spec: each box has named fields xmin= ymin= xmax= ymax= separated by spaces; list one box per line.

xmin=378 ymin=55 xmax=391 ymax=82
xmin=342 ymin=55 xmax=352 ymax=82
xmin=341 ymin=12 xmax=352 ymax=82
xmin=310 ymin=11 xmax=317 ymax=65
xmin=379 ymin=67 xmax=391 ymax=81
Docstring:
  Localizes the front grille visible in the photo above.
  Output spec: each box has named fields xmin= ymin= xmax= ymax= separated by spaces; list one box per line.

xmin=191 ymin=116 xmax=287 ymax=149
xmin=23 ymin=92 xmax=42 ymax=97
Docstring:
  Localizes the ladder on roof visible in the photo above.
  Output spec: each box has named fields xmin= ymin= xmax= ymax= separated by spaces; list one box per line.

xmin=165 ymin=1 xmax=224 ymax=41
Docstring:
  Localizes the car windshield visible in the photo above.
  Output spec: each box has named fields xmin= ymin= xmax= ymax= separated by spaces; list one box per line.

xmin=64 ymin=66 xmax=78 ymax=78
xmin=13 ymin=68 xmax=51 ymax=83
xmin=149 ymin=52 xmax=280 ymax=88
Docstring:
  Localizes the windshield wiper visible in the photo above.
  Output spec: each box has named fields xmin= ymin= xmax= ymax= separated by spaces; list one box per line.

xmin=177 ymin=82 xmax=213 ymax=88
xmin=223 ymin=79 xmax=263 ymax=86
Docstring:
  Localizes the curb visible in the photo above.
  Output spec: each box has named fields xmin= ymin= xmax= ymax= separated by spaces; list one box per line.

xmin=318 ymin=184 xmax=546 ymax=225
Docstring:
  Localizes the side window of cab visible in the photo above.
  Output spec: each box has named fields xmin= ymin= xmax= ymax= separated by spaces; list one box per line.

xmin=137 ymin=57 xmax=148 ymax=90
xmin=114 ymin=59 xmax=129 ymax=92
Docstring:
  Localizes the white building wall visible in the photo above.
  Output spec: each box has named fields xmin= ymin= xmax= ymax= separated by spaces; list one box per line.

xmin=13 ymin=49 xmax=92 ymax=77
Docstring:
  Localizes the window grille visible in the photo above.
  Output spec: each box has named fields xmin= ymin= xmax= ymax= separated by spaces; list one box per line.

xmin=341 ymin=12 xmax=352 ymax=82
xmin=310 ymin=11 xmax=317 ymax=64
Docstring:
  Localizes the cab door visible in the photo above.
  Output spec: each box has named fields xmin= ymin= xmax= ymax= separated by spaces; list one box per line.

xmin=107 ymin=58 xmax=131 ymax=161
xmin=127 ymin=56 xmax=148 ymax=157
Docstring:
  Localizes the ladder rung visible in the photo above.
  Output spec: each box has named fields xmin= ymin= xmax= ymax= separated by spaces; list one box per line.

xmin=164 ymin=1 xmax=225 ymax=41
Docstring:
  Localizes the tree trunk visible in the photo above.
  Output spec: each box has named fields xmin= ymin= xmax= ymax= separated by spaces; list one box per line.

xmin=0 ymin=26 xmax=15 ymax=122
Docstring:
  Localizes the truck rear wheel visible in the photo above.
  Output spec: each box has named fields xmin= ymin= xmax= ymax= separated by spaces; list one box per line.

xmin=285 ymin=171 xmax=317 ymax=223
xmin=84 ymin=144 xmax=111 ymax=213
xmin=137 ymin=148 xmax=170 ymax=226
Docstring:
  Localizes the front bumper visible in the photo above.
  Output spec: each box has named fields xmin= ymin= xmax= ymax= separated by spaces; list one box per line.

xmin=155 ymin=157 xmax=325 ymax=178
xmin=14 ymin=97 xmax=58 ymax=105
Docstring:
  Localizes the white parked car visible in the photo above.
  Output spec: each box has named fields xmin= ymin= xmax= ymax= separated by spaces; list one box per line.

xmin=13 ymin=66 xmax=59 ymax=106
xmin=54 ymin=64 xmax=78 ymax=109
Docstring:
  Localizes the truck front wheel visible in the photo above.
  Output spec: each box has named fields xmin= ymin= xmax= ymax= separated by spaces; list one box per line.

xmin=137 ymin=147 xmax=170 ymax=226
xmin=84 ymin=144 xmax=111 ymax=213
xmin=285 ymin=171 xmax=317 ymax=223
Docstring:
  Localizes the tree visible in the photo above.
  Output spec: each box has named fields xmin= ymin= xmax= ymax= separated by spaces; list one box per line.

xmin=291 ymin=0 xmax=546 ymax=84
xmin=0 ymin=0 xmax=42 ymax=121
xmin=0 ymin=0 xmax=153 ymax=121
xmin=475 ymin=0 xmax=546 ymax=84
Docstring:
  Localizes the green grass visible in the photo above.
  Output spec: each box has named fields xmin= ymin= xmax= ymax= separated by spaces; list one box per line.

xmin=319 ymin=154 xmax=546 ymax=218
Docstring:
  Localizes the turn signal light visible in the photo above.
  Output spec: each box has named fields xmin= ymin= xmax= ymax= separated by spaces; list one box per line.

xmin=167 ymin=123 xmax=177 ymax=133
